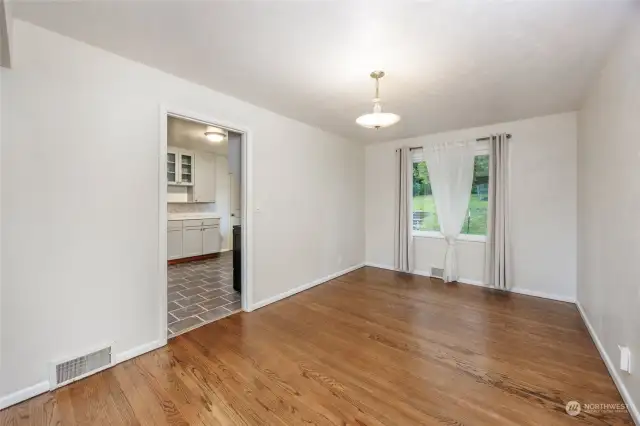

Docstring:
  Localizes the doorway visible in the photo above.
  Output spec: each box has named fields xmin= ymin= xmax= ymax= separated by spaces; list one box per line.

xmin=158 ymin=107 xmax=251 ymax=342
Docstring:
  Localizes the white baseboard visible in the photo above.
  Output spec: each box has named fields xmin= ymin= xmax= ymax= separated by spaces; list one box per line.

xmin=0 ymin=381 xmax=50 ymax=411
xmin=0 ymin=339 xmax=165 ymax=411
xmin=365 ymin=262 xmax=485 ymax=287
xmin=577 ymin=302 xmax=639 ymax=425
xmin=251 ymin=263 xmax=365 ymax=311
xmin=113 ymin=340 xmax=164 ymax=365
xmin=451 ymin=275 xmax=575 ymax=303
xmin=508 ymin=287 xmax=575 ymax=303
xmin=364 ymin=262 xmax=574 ymax=303
xmin=364 ymin=262 xmax=396 ymax=271
xmin=414 ymin=268 xmax=485 ymax=287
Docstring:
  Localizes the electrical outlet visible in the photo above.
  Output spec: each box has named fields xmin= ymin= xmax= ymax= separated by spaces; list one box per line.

xmin=619 ymin=346 xmax=632 ymax=373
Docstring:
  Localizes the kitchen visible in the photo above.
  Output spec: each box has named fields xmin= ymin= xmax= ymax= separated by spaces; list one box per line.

xmin=165 ymin=115 xmax=242 ymax=337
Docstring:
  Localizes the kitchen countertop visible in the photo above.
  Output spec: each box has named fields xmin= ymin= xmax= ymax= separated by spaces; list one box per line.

xmin=168 ymin=213 xmax=221 ymax=221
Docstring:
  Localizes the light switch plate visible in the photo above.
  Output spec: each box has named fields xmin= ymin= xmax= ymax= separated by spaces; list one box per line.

xmin=619 ymin=345 xmax=632 ymax=373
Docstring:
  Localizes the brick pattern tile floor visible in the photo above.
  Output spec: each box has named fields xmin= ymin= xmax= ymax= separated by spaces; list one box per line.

xmin=167 ymin=252 xmax=240 ymax=337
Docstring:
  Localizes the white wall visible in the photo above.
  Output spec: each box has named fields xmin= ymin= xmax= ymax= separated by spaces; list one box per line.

xmin=366 ymin=112 xmax=577 ymax=301
xmin=228 ymin=134 xmax=241 ymax=221
xmin=228 ymin=133 xmax=241 ymax=177
xmin=214 ymin=155 xmax=230 ymax=250
xmin=0 ymin=20 xmax=365 ymax=402
xmin=577 ymin=19 xmax=640 ymax=419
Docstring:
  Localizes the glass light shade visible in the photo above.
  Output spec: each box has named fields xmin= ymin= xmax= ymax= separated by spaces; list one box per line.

xmin=356 ymin=112 xmax=401 ymax=129
xmin=356 ymin=100 xmax=400 ymax=129
xmin=205 ymin=130 xmax=226 ymax=143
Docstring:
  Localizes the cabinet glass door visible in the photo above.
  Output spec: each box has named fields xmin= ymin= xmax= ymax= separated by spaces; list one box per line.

xmin=167 ymin=152 xmax=177 ymax=183
xmin=180 ymin=154 xmax=193 ymax=184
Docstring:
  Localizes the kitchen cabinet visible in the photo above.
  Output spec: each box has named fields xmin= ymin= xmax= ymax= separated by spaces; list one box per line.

xmin=167 ymin=151 xmax=178 ymax=184
xmin=203 ymin=225 xmax=221 ymax=254
xmin=182 ymin=225 xmax=204 ymax=257
xmin=167 ymin=230 xmax=184 ymax=260
xmin=193 ymin=152 xmax=216 ymax=203
xmin=167 ymin=221 xmax=184 ymax=260
xmin=167 ymin=148 xmax=194 ymax=186
xmin=167 ymin=218 xmax=221 ymax=260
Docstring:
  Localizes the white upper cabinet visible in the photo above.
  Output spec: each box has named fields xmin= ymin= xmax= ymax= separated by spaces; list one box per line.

xmin=193 ymin=152 xmax=216 ymax=203
xmin=167 ymin=151 xmax=177 ymax=184
xmin=179 ymin=152 xmax=193 ymax=185
xmin=167 ymin=148 xmax=194 ymax=186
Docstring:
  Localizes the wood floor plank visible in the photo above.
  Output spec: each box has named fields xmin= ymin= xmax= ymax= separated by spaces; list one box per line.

xmin=0 ymin=267 xmax=633 ymax=425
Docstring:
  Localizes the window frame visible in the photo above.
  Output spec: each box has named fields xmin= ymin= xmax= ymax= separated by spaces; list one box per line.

xmin=411 ymin=143 xmax=489 ymax=243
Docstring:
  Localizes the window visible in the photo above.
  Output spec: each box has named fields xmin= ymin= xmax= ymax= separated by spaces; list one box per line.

xmin=412 ymin=150 xmax=489 ymax=238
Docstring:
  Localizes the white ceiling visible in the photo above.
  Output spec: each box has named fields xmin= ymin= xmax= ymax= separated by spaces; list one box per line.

xmin=168 ymin=116 xmax=236 ymax=156
xmin=13 ymin=0 xmax=638 ymax=143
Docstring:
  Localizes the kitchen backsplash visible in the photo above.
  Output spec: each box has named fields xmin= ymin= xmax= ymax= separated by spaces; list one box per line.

xmin=168 ymin=203 xmax=216 ymax=214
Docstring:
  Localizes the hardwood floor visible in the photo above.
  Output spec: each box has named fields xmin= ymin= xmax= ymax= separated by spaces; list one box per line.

xmin=1 ymin=267 xmax=633 ymax=425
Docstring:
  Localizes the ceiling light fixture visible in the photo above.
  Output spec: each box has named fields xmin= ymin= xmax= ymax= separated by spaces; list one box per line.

xmin=356 ymin=70 xmax=400 ymax=130
xmin=204 ymin=128 xmax=227 ymax=143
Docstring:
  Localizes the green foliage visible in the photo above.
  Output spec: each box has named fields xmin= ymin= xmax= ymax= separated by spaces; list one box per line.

xmin=473 ymin=154 xmax=489 ymax=184
xmin=412 ymin=161 xmax=431 ymax=196
xmin=412 ymin=155 xmax=490 ymax=235
xmin=413 ymin=195 xmax=488 ymax=235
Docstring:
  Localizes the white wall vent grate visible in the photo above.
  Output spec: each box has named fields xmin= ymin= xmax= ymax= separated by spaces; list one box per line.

xmin=430 ymin=267 xmax=444 ymax=279
xmin=51 ymin=346 xmax=112 ymax=389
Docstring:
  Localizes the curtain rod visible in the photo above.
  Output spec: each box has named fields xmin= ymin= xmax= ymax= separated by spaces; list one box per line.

xmin=408 ymin=133 xmax=512 ymax=150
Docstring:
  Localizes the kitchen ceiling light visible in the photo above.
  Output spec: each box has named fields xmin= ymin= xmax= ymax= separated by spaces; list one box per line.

xmin=204 ymin=128 xmax=227 ymax=143
xmin=356 ymin=70 xmax=401 ymax=130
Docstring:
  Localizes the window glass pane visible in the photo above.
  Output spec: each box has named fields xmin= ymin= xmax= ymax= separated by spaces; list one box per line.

xmin=412 ymin=154 xmax=489 ymax=236
xmin=462 ymin=155 xmax=489 ymax=236
xmin=412 ymin=161 xmax=440 ymax=232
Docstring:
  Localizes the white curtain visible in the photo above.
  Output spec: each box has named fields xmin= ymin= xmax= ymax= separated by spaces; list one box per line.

xmin=484 ymin=134 xmax=511 ymax=289
xmin=423 ymin=141 xmax=476 ymax=282
xmin=394 ymin=147 xmax=413 ymax=272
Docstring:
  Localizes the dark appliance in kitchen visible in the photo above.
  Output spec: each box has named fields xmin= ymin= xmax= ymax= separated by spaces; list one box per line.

xmin=232 ymin=225 xmax=241 ymax=292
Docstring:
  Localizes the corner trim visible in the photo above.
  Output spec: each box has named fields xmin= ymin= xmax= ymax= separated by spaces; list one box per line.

xmin=0 ymin=381 xmax=49 ymax=411
xmin=577 ymin=302 xmax=640 ymax=425
xmin=364 ymin=262 xmax=575 ymax=303
xmin=0 ymin=340 xmax=164 ymax=410
xmin=251 ymin=263 xmax=365 ymax=311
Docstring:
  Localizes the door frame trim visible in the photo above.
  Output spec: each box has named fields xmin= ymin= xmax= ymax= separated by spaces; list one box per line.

xmin=158 ymin=104 xmax=254 ymax=346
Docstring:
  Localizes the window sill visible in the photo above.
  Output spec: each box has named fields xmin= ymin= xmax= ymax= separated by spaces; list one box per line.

xmin=412 ymin=231 xmax=486 ymax=243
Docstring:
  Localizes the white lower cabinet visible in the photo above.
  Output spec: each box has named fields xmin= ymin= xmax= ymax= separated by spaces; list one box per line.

xmin=167 ymin=218 xmax=221 ymax=260
xmin=183 ymin=226 xmax=205 ymax=257
xmin=167 ymin=229 xmax=184 ymax=260
xmin=203 ymin=226 xmax=221 ymax=254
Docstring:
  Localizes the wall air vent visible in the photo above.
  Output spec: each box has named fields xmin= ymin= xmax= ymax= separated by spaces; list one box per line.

xmin=430 ymin=267 xmax=444 ymax=279
xmin=50 ymin=346 xmax=112 ymax=389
